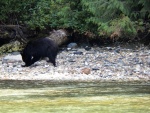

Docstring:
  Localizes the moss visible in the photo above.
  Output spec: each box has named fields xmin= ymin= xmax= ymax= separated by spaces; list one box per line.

xmin=0 ymin=41 xmax=23 ymax=54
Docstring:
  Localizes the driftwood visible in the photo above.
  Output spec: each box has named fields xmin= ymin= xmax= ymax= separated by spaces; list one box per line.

xmin=48 ymin=29 xmax=69 ymax=46
xmin=0 ymin=25 xmax=69 ymax=46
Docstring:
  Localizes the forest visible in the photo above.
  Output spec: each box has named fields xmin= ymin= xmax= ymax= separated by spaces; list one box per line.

xmin=0 ymin=0 xmax=150 ymax=53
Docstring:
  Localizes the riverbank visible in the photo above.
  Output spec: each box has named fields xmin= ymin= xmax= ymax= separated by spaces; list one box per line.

xmin=0 ymin=45 xmax=150 ymax=82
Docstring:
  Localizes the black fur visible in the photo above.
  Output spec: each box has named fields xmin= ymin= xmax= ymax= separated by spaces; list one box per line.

xmin=21 ymin=38 xmax=58 ymax=67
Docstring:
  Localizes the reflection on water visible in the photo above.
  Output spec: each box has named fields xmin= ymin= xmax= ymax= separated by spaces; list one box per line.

xmin=0 ymin=80 xmax=150 ymax=113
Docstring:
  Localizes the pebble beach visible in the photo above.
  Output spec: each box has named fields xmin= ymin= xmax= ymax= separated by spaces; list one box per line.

xmin=0 ymin=45 xmax=150 ymax=82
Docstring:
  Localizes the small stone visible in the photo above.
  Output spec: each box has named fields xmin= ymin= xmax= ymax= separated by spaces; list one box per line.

xmin=84 ymin=61 xmax=88 ymax=66
xmin=68 ymin=59 xmax=76 ymax=62
xmin=81 ymin=68 xmax=91 ymax=75
xmin=67 ymin=43 xmax=78 ymax=49
xmin=67 ymin=48 xmax=72 ymax=51
xmin=11 ymin=52 xmax=20 ymax=55
xmin=147 ymin=57 xmax=150 ymax=65
xmin=115 ymin=48 xmax=121 ymax=53
xmin=85 ymin=46 xmax=91 ymax=51
xmin=106 ymin=47 xmax=113 ymax=50
xmin=92 ymin=68 xmax=99 ymax=71
xmin=135 ymin=65 xmax=141 ymax=72
xmin=73 ymin=51 xmax=83 ymax=55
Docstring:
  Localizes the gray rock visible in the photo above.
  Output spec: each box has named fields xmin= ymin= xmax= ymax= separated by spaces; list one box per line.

xmin=11 ymin=52 xmax=20 ymax=55
xmin=68 ymin=59 xmax=76 ymax=62
xmin=2 ymin=54 xmax=22 ymax=63
xmin=84 ymin=46 xmax=91 ymax=51
xmin=92 ymin=68 xmax=99 ymax=71
xmin=73 ymin=51 xmax=83 ymax=55
xmin=67 ymin=43 xmax=78 ymax=49
xmin=147 ymin=57 xmax=150 ymax=65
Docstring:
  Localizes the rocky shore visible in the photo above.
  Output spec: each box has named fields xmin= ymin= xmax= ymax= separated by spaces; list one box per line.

xmin=0 ymin=45 xmax=150 ymax=82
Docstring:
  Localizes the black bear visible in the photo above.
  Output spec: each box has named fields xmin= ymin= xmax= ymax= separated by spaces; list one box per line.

xmin=21 ymin=37 xmax=59 ymax=67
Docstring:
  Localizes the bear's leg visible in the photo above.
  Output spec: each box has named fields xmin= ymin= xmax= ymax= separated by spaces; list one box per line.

xmin=48 ymin=56 xmax=56 ymax=67
xmin=47 ymin=48 xmax=57 ymax=67
xmin=48 ymin=55 xmax=56 ymax=67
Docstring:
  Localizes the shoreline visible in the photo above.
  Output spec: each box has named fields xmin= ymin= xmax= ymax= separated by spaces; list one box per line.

xmin=0 ymin=46 xmax=150 ymax=82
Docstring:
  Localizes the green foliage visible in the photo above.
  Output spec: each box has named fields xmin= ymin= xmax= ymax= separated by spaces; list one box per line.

xmin=0 ymin=0 xmax=149 ymax=39
xmin=48 ymin=0 xmax=91 ymax=32
xmin=0 ymin=0 xmax=36 ymax=24
xmin=24 ymin=0 xmax=52 ymax=29
xmin=81 ymin=0 xmax=150 ymax=38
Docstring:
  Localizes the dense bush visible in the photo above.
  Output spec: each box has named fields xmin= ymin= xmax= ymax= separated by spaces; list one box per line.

xmin=82 ymin=0 xmax=150 ymax=39
xmin=0 ymin=0 xmax=149 ymax=39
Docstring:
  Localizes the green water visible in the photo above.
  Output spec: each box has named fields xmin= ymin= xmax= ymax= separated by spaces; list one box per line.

xmin=0 ymin=80 xmax=150 ymax=113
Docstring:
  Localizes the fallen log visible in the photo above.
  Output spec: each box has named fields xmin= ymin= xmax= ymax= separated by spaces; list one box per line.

xmin=48 ymin=29 xmax=69 ymax=46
